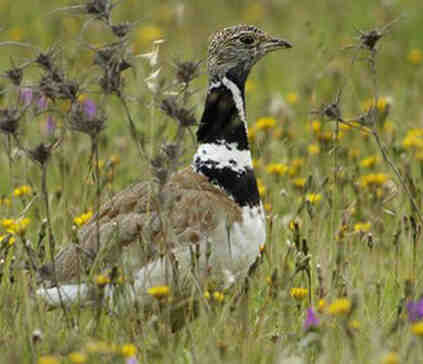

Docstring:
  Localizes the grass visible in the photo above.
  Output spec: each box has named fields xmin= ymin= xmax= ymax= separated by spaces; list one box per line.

xmin=1 ymin=0 xmax=423 ymax=363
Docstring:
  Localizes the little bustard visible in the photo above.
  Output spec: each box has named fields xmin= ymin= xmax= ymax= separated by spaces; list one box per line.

xmin=37 ymin=24 xmax=292 ymax=306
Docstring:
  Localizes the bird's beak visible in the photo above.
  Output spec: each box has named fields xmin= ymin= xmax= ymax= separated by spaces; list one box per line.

xmin=263 ymin=36 xmax=293 ymax=53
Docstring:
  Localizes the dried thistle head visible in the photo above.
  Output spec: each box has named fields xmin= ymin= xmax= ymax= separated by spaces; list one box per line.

xmin=160 ymin=96 xmax=196 ymax=127
xmin=173 ymin=60 xmax=201 ymax=85
xmin=95 ymin=45 xmax=132 ymax=94
xmin=161 ymin=142 xmax=179 ymax=162
xmin=359 ymin=29 xmax=383 ymax=51
xmin=111 ymin=23 xmax=131 ymax=38
xmin=28 ymin=143 xmax=51 ymax=165
xmin=312 ymin=89 xmax=343 ymax=122
xmin=0 ymin=108 xmax=21 ymax=135
xmin=5 ymin=67 xmax=23 ymax=86
xmin=68 ymin=101 xmax=106 ymax=137
xmin=36 ymin=48 xmax=59 ymax=73
xmin=85 ymin=0 xmax=113 ymax=21
xmin=39 ymin=73 xmax=79 ymax=102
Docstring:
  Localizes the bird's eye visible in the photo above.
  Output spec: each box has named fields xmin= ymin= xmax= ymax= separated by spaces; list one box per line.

xmin=240 ymin=35 xmax=255 ymax=45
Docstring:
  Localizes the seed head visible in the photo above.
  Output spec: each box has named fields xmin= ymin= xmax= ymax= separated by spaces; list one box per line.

xmin=160 ymin=96 xmax=196 ymax=127
xmin=0 ymin=108 xmax=21 ymax=135
xmin=85 ymin=0 xmax=112 ymax=21
xmin=28 ymin=143 xmax=51 ymax=165
xmin=360 ymin=30 xmax=383 ymax=51
xmin=68 ymin=101 xmax=106 ymax=137
xmin=6 ymin=67 xmax=23 ymax=86
xmin=174 ymin=60 xmax=201 ymax=85
xmin=111 ymin=23 xmax=130 ymax=38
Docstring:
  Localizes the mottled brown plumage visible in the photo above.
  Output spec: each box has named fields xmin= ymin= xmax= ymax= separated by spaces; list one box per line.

xmin=41 ymin=167 xmax=242 ymax=282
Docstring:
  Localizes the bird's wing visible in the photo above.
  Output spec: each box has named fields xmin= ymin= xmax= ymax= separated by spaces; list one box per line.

xmin=42 ymin=167 xmax=242 ymax=282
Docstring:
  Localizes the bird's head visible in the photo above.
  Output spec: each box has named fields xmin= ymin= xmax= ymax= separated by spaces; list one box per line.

xmin=208 ymin=24 xmax=292 ymax=84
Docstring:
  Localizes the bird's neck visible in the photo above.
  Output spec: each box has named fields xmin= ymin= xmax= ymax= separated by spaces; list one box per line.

xmin=192 ymin=74 xmax=260 ymax=207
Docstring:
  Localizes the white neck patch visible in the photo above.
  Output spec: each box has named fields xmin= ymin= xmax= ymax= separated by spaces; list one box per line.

xmin=221 ymin=76 xmax=246 ymax=124
xmin=193 ymin=140 xmax=253 ymax=174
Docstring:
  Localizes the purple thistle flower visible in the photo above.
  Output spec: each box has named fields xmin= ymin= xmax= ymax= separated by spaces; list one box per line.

xmin=82 ymin=99 xmax=97 ymax=120
xmin=304 ymin=307 xmax=319 ymax=330
xmin=37 ymin=94 xmax=48 ymax=111
xmin=126 ymin=357 xmax=138 ymax=364
xmin=406 ymin=298 xmax=423 ymax=322
xmin=19 ymin=88 xmax=33 ymax=106
xmin=46 ymin=115 xmax=56 ymax=137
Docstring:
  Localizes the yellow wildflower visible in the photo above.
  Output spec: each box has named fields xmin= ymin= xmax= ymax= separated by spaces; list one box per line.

xmin=310 ymin=120 xmax=321 ymax=134
xmin=255 ymin=117 xmax=276 ymax=131
xmin=1 ymin=218 xmax=15 ymax=229
xmin=0 ymin=234 xmax=16 ymax=246
xmin=213 ymin=291 xmax=224 ymax=303
xmin=37 ymin=356 xmax=60 ymax=364
xmin=13 ymin=185 xmax=32 ymax=197
xmin=328 ymin=298 xmax=351 ymax=315
xmin=265 ymin=163 xmax=288 ymax=176
xmin=359 ymin=173 xmax=389 ymax=188
xmin=73 ymin=210 xmax=93 ymax=227
xmin=286 ymin=92 xmax=298 ymax=104
xmin=354 ymin=222 xmax=371 ymax=233
xmin=95 ymin=274 xmax=110 ymax=287
xmin=264 ymin=203 xmax=272 ymax=213
xmin=411 ymin=321 xmax=423 ymax=336
xmin=408 ymin=48 xmax=423 ymax=65
xmin=68 ymin=352 xmax=87 ymax=364
xmin=381 ymin=352 xmax=399 ymax=364
xmin=147 ymin=285 xmax=170 ymax=299
xmin=292 ymin=177 xmax=306 ymax=189
xmin=349 ymin=319 xmax=360 ymax=330
xmin=361 ymin=97 xmax=389 ymax=112
xmin=121 ymin=344 xmax=137 ymax=357
xmin=318 ymin=299 xmax=326 ymax=313
xmin=290 ymin=287 xmax=308 ymax=300
xmin=339 ymin=122 xmax=351 ymax=131
xmin=257 ymin=179 xmax=267 ymax=197
xmin=204 ymin=291 xmax=210 ymax=300
xmin=402 ymin=129 xmax=423 ymax=149
xmin=288 ymin=219 xmax=301 ymax=231
xmin=360 ymin=155 xmax=379 ymax=168
xmin=308 ymin=144 xmax=320 ymax=155
xmin=306 ymin=193 xmax=322 ymax=204
xmin=6 ymin=217 xmax=30 ymax=235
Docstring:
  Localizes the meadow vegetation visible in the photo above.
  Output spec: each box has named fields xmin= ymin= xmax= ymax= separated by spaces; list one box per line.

xmin=1 ymin=0 xmax=423 ymax=363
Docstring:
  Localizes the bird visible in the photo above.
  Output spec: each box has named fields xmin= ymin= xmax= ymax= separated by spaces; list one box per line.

xmin=36 ymin=24 xmax=292 ymax=307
